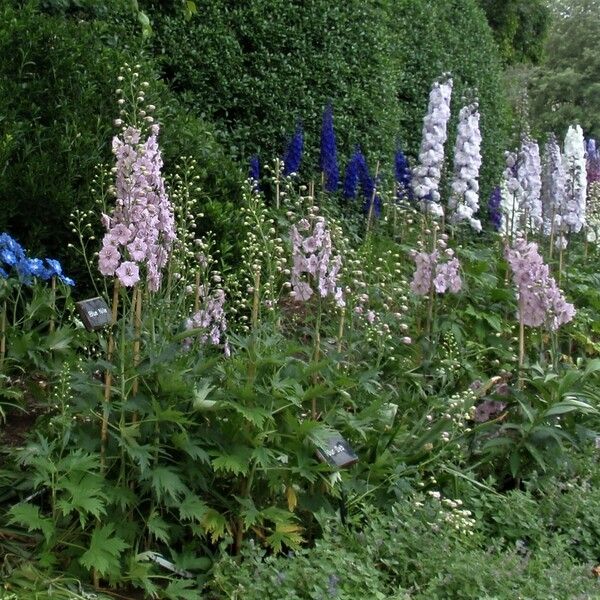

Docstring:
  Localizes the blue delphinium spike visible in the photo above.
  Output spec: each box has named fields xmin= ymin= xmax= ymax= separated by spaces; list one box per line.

xmin=394 ymin=146 xmax=413 ymax=201
xmin=282 ymin=124 xmax=304 ymax=176
xmin=343 ymin=148 xmax=366 ymax=200
xmin=320 ymin=104 xmax=339 ymax=192
xmin=488 ymin=186 xmax=502 ymax=231
xmin=249 ymin=155 xmax=260 ymax=183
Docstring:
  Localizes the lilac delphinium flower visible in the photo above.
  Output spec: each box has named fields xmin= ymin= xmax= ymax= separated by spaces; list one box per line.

xmin=488 ymin=186 xmax=502 ymax=231
xmin=289 ymin=216 xmax=344 ymax=308
xmin=320 ymin=104 xmax=339 ymax=192
xmin=587 ymin=138 xmax=600 ymax=184
xmin=448 ymin=102 xmax=482 ymax=231
xmin=563 ymin=124 xmax=587 ymax=234
xmin=410 ymin=247 xmax=462 ymax=296
xmin=505 ymin=238 xmax=575 ymax=330
xmin=412 ymin=76 xmax=453 ymax=218
xmin=282 ymin=124 xmax=304 ymax=176
xmin=541 ymin=134 xmax=566 ymax=240
xmin=500 ymin=150 xmax=523 ymax=237
xmin=184 ymin=288 xmax=229 ymax=356
xmin=517 ymin=138 xmax=543 ymax=232
xmin=343 ymin=148 xmax=367 ymax=200
xmin=98 ymin=124 xmax=176 ymax=290
xmin=394 ymin=146 xmax=412 ymax=202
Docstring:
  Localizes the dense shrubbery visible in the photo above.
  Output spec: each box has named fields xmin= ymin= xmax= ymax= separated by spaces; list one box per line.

xmin=0 ymin=2 xmax=239 ymax=285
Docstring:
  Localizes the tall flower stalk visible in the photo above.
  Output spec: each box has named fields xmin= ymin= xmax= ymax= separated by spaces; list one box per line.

xmin=412 ymin=76 xmax=453 ymax=219
xmin=320 ymin=104 xmax=339 ymax=193
xmin=448 ymin=101 xmax=482 ymax=231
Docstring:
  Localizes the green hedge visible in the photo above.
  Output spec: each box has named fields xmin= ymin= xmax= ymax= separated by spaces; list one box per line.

xmin=0 ymin=2 xmax=238 ymax=284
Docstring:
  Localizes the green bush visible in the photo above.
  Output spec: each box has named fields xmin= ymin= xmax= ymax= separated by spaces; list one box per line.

xmin=146 ymin=0 xmax=403 ymax=166
xmin=0 ymin=2 xmax=239 ymax=286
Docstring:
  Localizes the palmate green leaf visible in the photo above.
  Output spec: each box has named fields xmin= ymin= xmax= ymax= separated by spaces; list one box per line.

xmin=265 ymin=522 xmax=304 ymax=553
xmin=201 ymin=508 xmax=229 ymax=543
xmin=179 ymin=494 xmax=208 ymax=523
xmin=8 ymin=502 xmax=55 ymax=544
xmin=193 ymin=379 xmax=217 ymax=410
xmin=164 ymin=578 xmax=200 ymax=600
xmin=56 ymin=473 xmax=107 ymax=527
xmin=150 ymin=467 xmax=188 ymax=502
xmin=211 ymin=447 xmax=252 ymax=475
xmin=171 ymin=432 xmax=210 ymax=464
xmin=79 ymin=524 xmax=129 ymax=576
xmin=147 ymin=512 xmax=171 ymax=544
xmin=226 ymin=402 xmax=272 ymax=428
xmin=43 ymin=328 xmax=74 ymax=352
xmin=236 ymin=497 xmax=261 ymax=530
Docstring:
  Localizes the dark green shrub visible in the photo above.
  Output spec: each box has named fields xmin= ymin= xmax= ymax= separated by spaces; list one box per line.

xmin=0 ymin=3 xmax=239 ymax=287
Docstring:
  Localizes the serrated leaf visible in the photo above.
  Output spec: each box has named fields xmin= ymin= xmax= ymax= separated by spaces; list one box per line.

xmin=150 ymin=467 xmax=188 ymax=502
xmin=193 ymin=379 xmax=216 ymax=410
xmin=201 ymin=508 xmax=228 ymax=543
xmin=147 ymin=512 xmax=170 ymax=544
xmin=79 ymin=524 xmax=129 ymax=576
xmin=211 ymin=448 xmax=251 ymax=475
xmin=8 ymin=502 xmax=54 ymax=543
xmin=165 ymin=578 xmax=199 ymax=600
xmin=179 ymin=494 xmax=208 ymax=523
xmin=57 ymin=473 xmax=107 ymax=527
xmin=265 ymin=523 xmax=304 ymax=553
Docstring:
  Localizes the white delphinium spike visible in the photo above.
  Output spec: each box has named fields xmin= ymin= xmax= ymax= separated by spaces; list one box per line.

xmin=500 ymin=150 xmax=524 ymax=238
xmin=541 ymin=134 xmax=567 ymax=240
xmin=448 ymin=102 xmax=482 ymax=231
xmin=412 ymin=76 xmax=453 ymax=218
xmin=563 ymin=124 xmax=587 ymax=234
xmin=517 ymin=138 xmax=543 ymax=232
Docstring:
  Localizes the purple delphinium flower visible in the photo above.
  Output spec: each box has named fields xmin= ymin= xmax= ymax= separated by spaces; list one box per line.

xmin=505 ymin=238 xmax=575 ymax=330
xmin=320 ymin=104 xmax=339 ymax=193
xmin=282 ymin=124 xmax=304 ymax=176
xmin=488 ymin=186 xmax=502 ymax=231
xmin=288 ymin=216 xmax=344 ymax=307
xmin=249 ymin=155 xmax=260 ymax=183
xmin=343 ymin=148 xmax=366 ymax=200
xmin=394 ymin=146 xmax=412 ymax=201
xmin=183 ymin=288 xmax=229 ymax=356
xmin=410 ymin=249 xmax=462 ymax=296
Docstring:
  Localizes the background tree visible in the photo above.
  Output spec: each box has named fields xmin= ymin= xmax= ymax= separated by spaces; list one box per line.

xmin=528 ymin=0 xmax=600 ymax=139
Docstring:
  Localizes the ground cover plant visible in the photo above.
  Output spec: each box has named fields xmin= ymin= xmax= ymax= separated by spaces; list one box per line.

xmin=3 ymin=2 xmax=600 ymax=599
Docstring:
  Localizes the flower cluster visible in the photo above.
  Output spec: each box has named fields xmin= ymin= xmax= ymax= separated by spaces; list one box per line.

xmin=541 ymin=134 xmax=567 ymax=240
xmin=320 ymin=104 xmax=339 ymax=193
xmin=586 ymin=138 xmax=600 ymax=184
xmin=563 ymin=124 xmax=587 ymax=234
xmin=585 ymin=182 xmax=600 ymax=244
xmin=488 ymin=186 xmax=502 ymax=231
xmin=394 ymin=146 xmax=412 ymax=202
xmin=184 ymin=288 xmax=230 ymax=356
xmin=249 ymin=155 xmax=260 ymax=185
xmin=448 ymin=102 xmax=482 ymax=231
xmin=505 ymin=238 xmax=575 ymax=330
xmin=289 ymin=216 xmax=344 ymax=307
xmin=410 ymin=244 xmax=462 ymax=296
xmin=500 ymin=150 xmax=524 ymax=237
xmin=282 ymin=124 xmax=304 ymax=177
xmin=0 ymin=233 xmax=74 ymax=285
xmin=98 ymin=124 xmax=176 ymax=290
xmin=517 ymin=138 xmax=543 ymax=230
xmin=412 ymin=77 xmax=453 ymax=217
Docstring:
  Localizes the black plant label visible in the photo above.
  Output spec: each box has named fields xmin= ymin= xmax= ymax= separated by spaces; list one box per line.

xmin=75 ymin=297 xmax=111 ymax=331
xmin=315 ymin=432 xmax=358 ymax=469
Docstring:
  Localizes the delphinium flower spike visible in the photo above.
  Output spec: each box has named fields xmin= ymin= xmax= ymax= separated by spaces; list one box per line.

xmin=394 ymin=145 xmax=412 ymax=202
xmin=488 ymin=187 xmax=502 ymax=232
xmin=320 ymin=104 xmax=339 ymax=193
xmin=412 ymin=76 xmax=453 ymax=218
xmin=282 ymin=124 xmax=304 ymax=177
xmin=448 ymin=101 xmax=482 ymax=231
